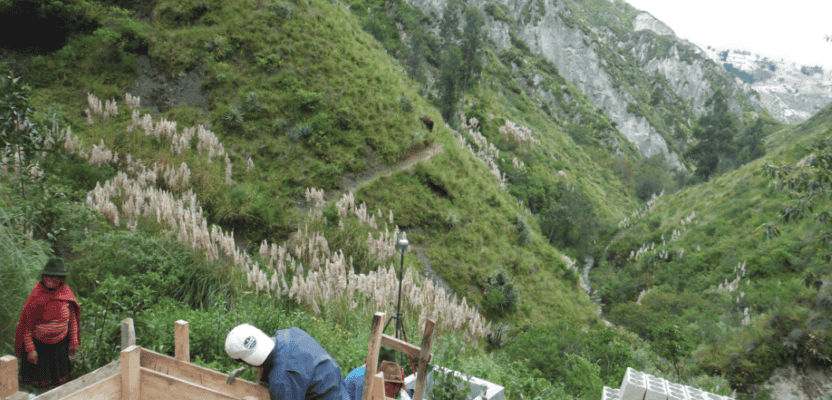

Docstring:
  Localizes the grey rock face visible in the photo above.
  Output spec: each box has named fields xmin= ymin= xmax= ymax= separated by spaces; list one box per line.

xmin=698 ymin=46 xmax=832 ymax=124
xmin=403 ymin=0 xmax=762 ymax=170
xmin=631 ymin=12 xmax=674 ymax=36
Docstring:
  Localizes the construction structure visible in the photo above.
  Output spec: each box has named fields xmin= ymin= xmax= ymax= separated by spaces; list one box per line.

xmin=602 ymin=368 xmax=735 ymax=400
xmin=1 ymin=312 xmax=437 ymax=400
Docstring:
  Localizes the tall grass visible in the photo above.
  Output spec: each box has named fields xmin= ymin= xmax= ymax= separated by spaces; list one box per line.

xmin=0 ymin=205 xmax=52 ymax=355
xmin=67 ymin=92 xmax=492 ymax=344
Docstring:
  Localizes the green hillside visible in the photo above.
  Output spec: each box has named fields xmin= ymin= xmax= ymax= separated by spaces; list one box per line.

xmin=595 ymin=102 xmax=832 ymax=392
xmin=0 ymin=0 xmax=816 ymax=398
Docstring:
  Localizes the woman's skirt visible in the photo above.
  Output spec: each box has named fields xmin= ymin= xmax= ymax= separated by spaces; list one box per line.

xmin=21 ymin=335 xmax=71 ymax=388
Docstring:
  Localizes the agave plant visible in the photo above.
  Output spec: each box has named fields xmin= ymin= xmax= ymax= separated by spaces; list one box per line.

xmin=243 ymin=92 xmax=265 ymax=114
xmin=224 ymin=105 xmax=244 ymax=128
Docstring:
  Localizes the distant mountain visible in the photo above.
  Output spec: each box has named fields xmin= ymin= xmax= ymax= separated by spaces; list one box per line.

xmin=404 ymin=0 xmax=768 ymax=170
xmin=697 ymin=45 xmax=832 ymax=124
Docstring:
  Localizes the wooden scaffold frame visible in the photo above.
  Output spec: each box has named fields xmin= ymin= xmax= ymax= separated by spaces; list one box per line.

xmin=1 ymin=313 xmax=437 ymax=400
xmin=1 ymin=318 xmax=269 ymax=400
xmin=361 ymin=312 xmax=436 ymax=400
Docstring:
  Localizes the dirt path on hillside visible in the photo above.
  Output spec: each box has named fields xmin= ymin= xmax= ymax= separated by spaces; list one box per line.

xmin=330 ymin=141 xmax=444 ymax=202
xmin=295 ymin=141 xmax=444 ymax=213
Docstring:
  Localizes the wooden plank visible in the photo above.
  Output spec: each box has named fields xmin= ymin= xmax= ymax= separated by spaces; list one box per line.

xmin=121 ymin=345 xmax=141 ymax=399
xmin=380 ymin=334 xmax=422 ymax=358
xmin=412 ymin=318 xmax=436 ymax=400
xmin=35 ymin=359 xmax=120 ymax=400
xmin=140 ymin=348 xmax=269 ymax=399
xmin=371 ymin=372 xmax=386 ymax=400
xmin=140 ymin=367 xmax=239 ymax=400
xmin=121 ymin=318 xmax=135 ymax=350
xmin=175 ymin=320 xmax=190 ymax=363
xmin=361 ymin=312 xmax=385 ymax=400
xmin=0 ymin=355 xmax=18 ymax=399
xmin=6 ymin=391 xmax=30 ymax=400
xmin=61 ymin=373 xmax=121 ymax=400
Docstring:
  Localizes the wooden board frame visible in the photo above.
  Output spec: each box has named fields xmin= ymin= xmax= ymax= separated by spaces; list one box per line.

xmin=0 ymin=318 xmax=270 ymax=400
xmin=361 ymin=312 xmax=436 ymax=400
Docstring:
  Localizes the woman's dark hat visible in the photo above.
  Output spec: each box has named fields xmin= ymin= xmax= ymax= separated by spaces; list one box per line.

xmin=41 ymin=258 xmax=68 ymax=277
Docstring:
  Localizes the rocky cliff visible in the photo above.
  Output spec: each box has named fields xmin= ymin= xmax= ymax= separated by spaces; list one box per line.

xmin=404 ymin=0 xmax=768 ymax=170
xmin=698 ymin=46 xmax=832 ymax=124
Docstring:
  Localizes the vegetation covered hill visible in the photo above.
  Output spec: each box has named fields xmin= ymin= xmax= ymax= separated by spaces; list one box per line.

xmin=595 ymin=102 xmax=832 ymax=393
xmin=1 ymin=0 xmax=822 ymax=398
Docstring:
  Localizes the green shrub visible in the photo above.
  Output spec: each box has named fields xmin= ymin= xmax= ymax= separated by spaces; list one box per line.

xmin=0 ymin=206 xmax=51 ymax=355
xmin=430 ymin=335 xmax=473 ymax=400
xmin=287 ymin=123 xmax=314 ymax=143
xmin=272 ymin=2 xmax=293 ymax=20
xmin=482 ymin=268 xmax=519 ymax=316
xmin=243 ymin=92 xmax=266 ymax=114
xmin=224 ymin=105 xmax=244 ymax=128
xmin=204 ymin=36 xmax=232 ymax=60
xmin=254 ymin=52 xmax=281 ymax=72
xmin=514 ymin=212 xmax=532 ymax=246
xmin=399 ymin=96 xmax=414 ymax=113
xmin=482 ymin=290 xmax=506 ymax=316
xmin=444 ymin=209 xmax=460 ymax=228
xmin=294 ymin=88 xmax=321 ymax=112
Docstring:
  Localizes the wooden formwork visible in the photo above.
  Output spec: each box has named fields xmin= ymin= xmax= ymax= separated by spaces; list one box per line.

xmin=2 ymin=313 xmax=436 ymax=400
xmin=361 ymin=312 xmax=436 ymax=400
xmin=1 ymin=319 xmax=268 ymax=400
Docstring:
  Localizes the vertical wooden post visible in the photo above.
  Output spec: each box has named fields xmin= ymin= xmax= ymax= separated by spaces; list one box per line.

xmin=121 ymin=317 xmax=135 ymax=350
xmin=175 ymin=320 xmax=190 ymax=363
xmin=412 ymin=318 xmax=436 ymax=400
xmin=361 ymin=312 xmax=385 ymax=400
xmin=371 ymin=372 xmax=386 ymax=400
xmin=120 ymin=345 xmax=141 ymax=399
xmin=0 ymin=355 xmax=19 ymax=399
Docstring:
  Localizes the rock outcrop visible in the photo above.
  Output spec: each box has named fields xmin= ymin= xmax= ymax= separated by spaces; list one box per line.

xmin=698 ymin=46 xmax=832 ymax=124
xmin=631 ymin=12 xmax=674 ymax=37
xmin=404 ymin=0 xmax=766 ymax=170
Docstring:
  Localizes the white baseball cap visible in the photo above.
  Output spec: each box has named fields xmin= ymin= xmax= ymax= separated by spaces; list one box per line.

xmin=225 ymin=324 xmax=275 ymax=366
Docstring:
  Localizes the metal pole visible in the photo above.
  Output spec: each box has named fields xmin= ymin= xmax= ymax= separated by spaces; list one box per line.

xmin=395 ymin=245 xmax=405 ymax=339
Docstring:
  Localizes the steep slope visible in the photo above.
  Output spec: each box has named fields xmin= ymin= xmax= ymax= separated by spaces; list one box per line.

xmin=404 ymin=0 xmax=768 ymax=171
xmin=594 ymin=102 xmax=832 ymax=393
xmin=698 ymin=45 xmax=832 ymax=124
xmin=0 ymin=0 xmax=644 ymax=331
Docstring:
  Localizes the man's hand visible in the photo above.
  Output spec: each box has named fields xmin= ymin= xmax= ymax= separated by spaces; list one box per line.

xmin=27 ymin=350 xmax=38 ymax=364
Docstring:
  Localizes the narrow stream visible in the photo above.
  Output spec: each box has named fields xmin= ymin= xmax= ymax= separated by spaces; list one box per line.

xmin=582 ymin=255 xmax=602 ymax=316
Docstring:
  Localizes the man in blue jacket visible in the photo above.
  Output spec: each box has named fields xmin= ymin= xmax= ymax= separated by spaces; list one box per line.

xmin=226 ymin=324 xmax=350 ymax=400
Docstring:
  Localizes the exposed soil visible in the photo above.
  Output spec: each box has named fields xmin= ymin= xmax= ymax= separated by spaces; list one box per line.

xmin=761 ymin=365 xmax=832 ymax=400
xmin=294 ymin=141 xmax=444 ymax=213
xmin=130 ymin=55 xmax=210 ymax=116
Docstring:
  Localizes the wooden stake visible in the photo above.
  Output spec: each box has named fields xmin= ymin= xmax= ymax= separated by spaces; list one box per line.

xmin=362 ymin=312 xmax=385 ymax=400
xmin=0 ymin=355 xmax=18 ymax=399
xmin=121 ymin=317 xmax=136 ymax=350
xmin=175 ymin=320 xmax=190 ymax=363
xmin=121 ymin=345 xmax=141 ymax=399
xmin=371 ymin=372 xmax=386 ymax=400
xmin=412 ymin=318 xmax=436 ymax=400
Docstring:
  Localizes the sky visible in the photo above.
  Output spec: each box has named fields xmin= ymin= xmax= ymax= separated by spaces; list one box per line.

xmin=622 ymin=0 xmax=832 ymax=70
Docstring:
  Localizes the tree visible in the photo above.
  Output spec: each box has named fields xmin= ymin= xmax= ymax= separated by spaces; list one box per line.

xmin=405 ymin=26 xmax=426 ymax=86
xmin=653 ymin=324 xmax=694 ymax=380
xmin=459 ymin=6 xmax=485 ymax=107
xmin=438 ymin=0 xmax=463 ymax=123
xmin=735 ymin=118 xmax=766 ymax=164
xmin=438 ymin=0 xmax=462 ymax=47
xmin=684 ymin=89 xmax=739 ymax=180
xmin=438 ymin=45 xmax=462 ymax=123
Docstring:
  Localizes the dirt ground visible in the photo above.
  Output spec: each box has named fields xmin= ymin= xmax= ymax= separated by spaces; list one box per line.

xmin=761 ymin=365 xmax=832 ymax=400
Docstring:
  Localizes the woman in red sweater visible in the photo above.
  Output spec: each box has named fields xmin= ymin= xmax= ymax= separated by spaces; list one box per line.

xmin=14 ymin=258 xmax=81 ymax=390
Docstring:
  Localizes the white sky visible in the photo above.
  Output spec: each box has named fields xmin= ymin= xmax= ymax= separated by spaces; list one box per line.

xmin=623 ymin=0 xmax=832 ymax=69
